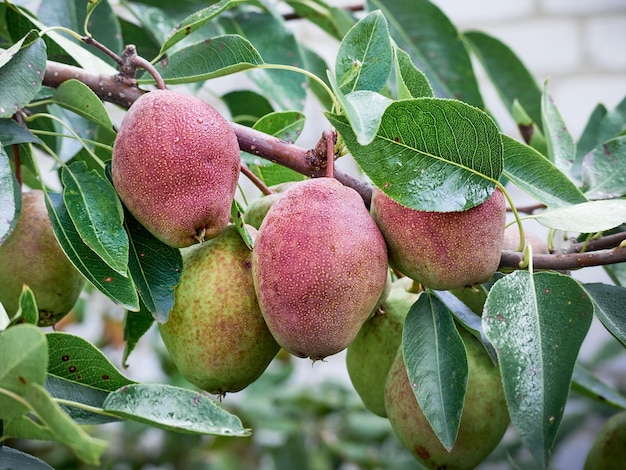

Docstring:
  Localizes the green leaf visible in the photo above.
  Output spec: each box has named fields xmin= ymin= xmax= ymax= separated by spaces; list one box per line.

xmin=530 ymin=199 xmax=626 ymax=233
xmin=284 ymin=0 xmax=355 ymax=40
xmin=335 ymin=10 xmax=392 ymax=94
xmin=402 ymin=292 xmax=468 ymax=451
xmin=15 ymin=285 xmax=39 ymax=326
xmin=44 ymin=192 xmax=139 ymax=311
xmin=0 ymin=144 xmax=20 ymax=244
xmin=150 ymin=35 xmax=263 ymax=85
xmin=332 ymin=87 xmax=393 ymax=146
xmin=223 ymin=11 xmax=306 ymax=111
xmin=577 ymin=96 xmax=626 ymax=162
xmin=571 ymin=363 xmax=626 ymax=410
xmin=542 ymin=85 xmax=576 ymax=174
xmin=368 ymin=0 xmax=483 ymax=108
xmin=231 ymin=199 xmax=254 ymax=250
xmin=302 ymin=46 xmax=334 ymax=111
xmin=0 ymin=34 xmax=46 ymax=118
xmin=24 ymin=382 xmax=108 ymax=466
xmin=328 ymin=98 xmax=503 ymax=212
xmin=61 ymin=162 xmax=129 ymax=276
xmin=582 ymin=136 xmax=626 ymax=199
xmin=253 ymin=111 xmax=305 ymax=143
xmin=464 ymin=31 xmax=542 ymax=129
xmin=223 ymin=90 xmax=274 ymax=127
xmin=482 ymin=271 xmax=593 ymax=468
xmin=584 ymin=282 xmax=626 ymax=347
xmin=0 ymin=324 xmax=47 ymax=420
xmin=45 ymin=374 xmax=120 ymax=425
xmin=512 ymin=100 xmax=547 ymax=155
xmin=0 ymin=446 xmax=54 ymax=470
xmin=158 ymin=0 xmax=246 ymax=57
xmin=502 ymin=134 xmax=587 ymax=208
xmin=46 ymin=331 xmax=135 ymax=392
xmin=122 ymin=303 xmax=155 ymax=367
xmin=103 ymin=383 xmax=251 ymax=436
xmin=394 ymin=46 xmax=434 ymax=100
xmin=0 ymin=117 xmax=41 ymax=146
xmin=124 ymin=210 xmax=182 ymax=323
xmin=52 ymin=80 xmax=115 ymax=136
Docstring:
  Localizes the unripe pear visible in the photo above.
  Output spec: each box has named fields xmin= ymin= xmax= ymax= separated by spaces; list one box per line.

xmin=0 ymin=190 xmax=85 ymax=326
xmin=243 ymin=182 xmax=293 ymax=229
xmin=112 ymin=89 xmax=240 ymax=248
xmin=502 ymin=224 xmax=549 ymax=254
xmin=252 ymin=177 xmax=388 ymax=360
xmin=584 ymin=411 xmax=626 ymax=470
xmin=371 ymin=187 xmax=506 ymax=290
xmin=384 ymin=328 xmax=509 ymax=469
xmin=159 ymin=225 xmax=279 ymax=395
xmin=346 ymin=276 xmax=420 ymax=417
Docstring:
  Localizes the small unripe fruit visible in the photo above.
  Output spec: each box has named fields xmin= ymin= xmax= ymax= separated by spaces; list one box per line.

xmin=112 ymin=90 xmax=240 ymax=248
xmin=584 ymin=411 xmax=626 ymax=470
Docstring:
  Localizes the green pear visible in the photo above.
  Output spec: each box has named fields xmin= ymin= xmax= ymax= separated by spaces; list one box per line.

xmin=252 ymin=177 xmax=389 ymax=360
xmin=0 ymin=190 xmax=85 ymax=326
xmin=112 ymin=89 xmax=240 ymax=248
xmin=346 ymin=276 xmax=420 ymax=417
xmin=371 ymin=187 xmax=506 ymax=290
xmin=244 ymin=182 xmax=294 ymax=229
xmin=584 ymin=411 xmax=626 ymax=470
xmin=385 ymin=327 xmax=509 ymax=469
xmin=159 ymin=225 xmax=280 ymax=395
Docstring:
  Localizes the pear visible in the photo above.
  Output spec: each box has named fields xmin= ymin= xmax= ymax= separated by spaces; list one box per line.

xmin=371 ymin=187 xmax=506 ymax=290
xmin=244 ymin=182 xmax=293 ymax=229
xmin=346 ymin=276 xmax=420 ymax=417
xmin=0 ymin=190 xmax=85 ymax=326
xmin=159 ymin=225 xmax=279 ymax=395
xmin=112 ymin=89 xmax=240 ymax=248
xmin=502 ymin=224 xmax=549 ymax=254
xmin=384 ymin=327 xmax=509 ymax=469
xmin=584 ymin=411 xmax=626 ymax=470
xmin=252 ymin=177 xmax=388 ymax=360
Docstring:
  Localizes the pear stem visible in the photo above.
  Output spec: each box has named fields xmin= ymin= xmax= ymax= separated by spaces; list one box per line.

xmin=240 ymin=163 xmax=273 ymax=195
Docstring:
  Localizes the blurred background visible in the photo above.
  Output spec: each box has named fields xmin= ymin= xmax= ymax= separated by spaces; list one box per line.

xmin=8 ymin=0 xmax=626 ymax=469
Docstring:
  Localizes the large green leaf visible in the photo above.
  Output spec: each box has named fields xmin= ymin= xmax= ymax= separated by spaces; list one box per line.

xmin=542 ymin=85 xmax=576 ymax=174
xmin=502 ymin=134 xmax=587 ymax=208
xmin=482 ymin=271 xmax=593 ymax=468
xmin=464 ymin=31 xmax=542 ymax=129
xmin=46 ymin=331 xmax=135 ymax=392
xmin=0 ymin=118 xmax=41 ymax=146
xmin=124 ymin=210 xmax=182 ymax=323
xmin=582 ymin=136 xmax=626 ymax=199
xmin=222 ymin=11 xmax=306 ymax=111
xmin=52 ymin=79 xmax=115 ymax=136
xmin=223 ymin=90 xmax=274 ymax=127
xmin=367 ymin=0 xmax=483 ymax=108
xmin=253 ymin=111 xmax=306 ymax=144
xmin=0 ymin=324 xmax=47 ymax=419
xmin=103 ymin=383 xmax=251 ymax=436
xmin=284 ymin=0 xmax=355 ymax=40
xmin=328 ymin=98 xmax=503 ymax=212
xmin=0 ymin=33 xmax=46 ymax=118
xmin=122 ymin=302 xmax=155 ymax=367
xmin=0 ymin=143 xmax=20 ymax=244
xmin=149 ymin=35 xmax=263 ymax=85
xmin=44 ymin=192 xmax=139 ymax=311
xmin=402 ymin=292 xmax=468 ymax=451
xmin=584 ymin=282 xmax=626 ymax=347
xmin=531 ymin=199 xmax=626 ymax=233
xmin=335 ymin=10 xmax=392 ymax=94
xmin=394 ymin=46 xmax=434 ymax=100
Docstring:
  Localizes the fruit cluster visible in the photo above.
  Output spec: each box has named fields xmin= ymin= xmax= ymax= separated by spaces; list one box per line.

xmin=1 ymin=90 xmax=510 ymax=469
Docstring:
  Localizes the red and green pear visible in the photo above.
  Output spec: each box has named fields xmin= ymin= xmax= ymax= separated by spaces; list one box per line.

xmin=112 ymin=89 xmax=240 ymax=248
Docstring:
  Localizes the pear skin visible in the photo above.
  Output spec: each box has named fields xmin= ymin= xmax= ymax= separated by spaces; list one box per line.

xmin=371 ymin=188 xmax=506 ymax=290
xmin=346 ymin=277 xmax=420 ymax=417
xmin=159 ymin=225 xmax=279 ymax=395
xmin=0 ymin=190 xmax=85 ymax=326
xmin=584 ymin=411 xmax=626 ymax=470
xmin=112 ymin=90 xmax=240 ymax=248
xmin=244 ymin=182 xmax=294 ymax=229
xmin=252 ymin=178 xmax=389 ymax=360
xmin=385 ymin=328 xmax=509 ymax=469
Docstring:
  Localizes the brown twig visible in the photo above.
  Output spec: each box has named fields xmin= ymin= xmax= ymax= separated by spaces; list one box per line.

xmin=500 ymin=247 xmax=626 ymax=270
xmin=240 ymin=163 xmax=273 ymax=196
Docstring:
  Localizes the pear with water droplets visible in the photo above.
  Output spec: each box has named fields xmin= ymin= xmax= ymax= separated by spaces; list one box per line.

xmin=112 ymin=89 xmax=240 ymax=248
xmin=384 ymin=327 xmax=509 ymax=469
xmin=346 ymin=276 xmax=420 ymax=417
xmin=252 ymin=177 xmax=388 ymax=360
xmin=159 ymin=225 xmax=279 ymax=395
xmin=371 ymin=187 xmax=506 ymax=290
xmin=0 ymin=190 xmax=85 ymax=326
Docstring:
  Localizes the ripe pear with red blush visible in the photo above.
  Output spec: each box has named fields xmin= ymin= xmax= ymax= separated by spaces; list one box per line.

xmin=371 ymin=188 xmax=506 ymax=290
xmin=112 ymin=89 xmax=240 ymax=248
xmin=252 ymin=177 xmax=389 ymax=360
xmin=159 ymin=225 xmax=280 ymax=395
xmin=0 ymin=190 xmax=85 ymax=326
xmin=384 ymin=328 xmax=510 ymax=469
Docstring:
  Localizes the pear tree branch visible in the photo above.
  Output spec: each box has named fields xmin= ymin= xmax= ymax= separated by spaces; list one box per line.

xmin=40 ymin=59 xmax=626 ymax=271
